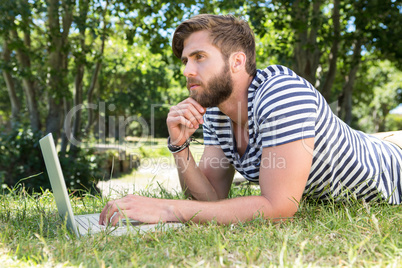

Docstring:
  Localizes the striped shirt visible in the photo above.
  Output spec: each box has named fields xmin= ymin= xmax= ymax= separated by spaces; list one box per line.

xmin=202 ymin=65 xmax=402 ymax=204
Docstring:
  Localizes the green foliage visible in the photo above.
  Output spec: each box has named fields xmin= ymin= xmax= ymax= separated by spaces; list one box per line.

xmin=228 ymin=181 xmax=261 ymax=199
xmin=0 ymin=0 xmax=401 ymax=184
xmin=94 ymin=34 xmax=187 ymax=138
xmin=249 ymin=0 xmax=401 ymax=124
xmin=58 ymin=148 xmax=101 ymax=192
xmin=386 ymin=114 xmax=402 ymax=131
xmin=0 ymin=125 xmax=101 ymax=193
xmin=138 ymin=145 xmax=170 ymax=158
xmin=0 ymin=126 xmax=46 ymax=190
xmin=353 ymin=60 xmax=402 ymax=132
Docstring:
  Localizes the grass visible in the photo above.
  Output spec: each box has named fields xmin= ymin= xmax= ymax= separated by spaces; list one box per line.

xmin=0 ymin=182 xmax=401 ymax=267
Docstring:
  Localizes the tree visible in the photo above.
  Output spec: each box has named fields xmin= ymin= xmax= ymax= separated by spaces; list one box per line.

xmin=250 ymin=0 xmax=401 ymax=125
xmin=1 ymin=0 xmax=401 ymax=143
xmin=46 ymin=0 xmax=73 ymax=145
xmin=67 ymin=0 xmax=109 ymax=157
xmin=0 ymin=0 xmax=197 ymax=148
xmin=353 ymin=61 xmax=402 ymax=132
xmin=2 ymin=39 xmax=21 ymax=126
xmin=0 ymin=0 xmax=200 ymax=189
xmin=0 ymin=0 xmax=42 ymax=131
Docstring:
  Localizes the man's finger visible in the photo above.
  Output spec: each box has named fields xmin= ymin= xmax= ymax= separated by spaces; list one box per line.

xmin=184 ymin=97 xmax=205 ymax=114
xmin=99 ymin=202 xmax=110 ymax=225
xmin=99 ymin=201 xmax=121 ymax=225
xmin=110 ymin=211 xmax=126 ymax=226
xmin=169 ymin=103 xmax=204 ymax=126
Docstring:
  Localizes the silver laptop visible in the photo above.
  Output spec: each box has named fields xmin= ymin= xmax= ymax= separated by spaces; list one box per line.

xmin=39 ymin=133 xmax=182 ymax=237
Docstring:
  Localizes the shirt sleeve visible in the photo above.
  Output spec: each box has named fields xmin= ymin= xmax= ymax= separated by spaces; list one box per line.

xmin=254 ymin=74 xmax=318 ymax=148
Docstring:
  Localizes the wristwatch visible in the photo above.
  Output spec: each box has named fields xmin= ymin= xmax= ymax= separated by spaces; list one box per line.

xmin=167 ymin=136 xmax=191 ymax=153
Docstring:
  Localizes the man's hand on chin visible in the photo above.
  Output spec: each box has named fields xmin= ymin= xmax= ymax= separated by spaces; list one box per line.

xmin=166 ymin=97 xmax=205 ymax=146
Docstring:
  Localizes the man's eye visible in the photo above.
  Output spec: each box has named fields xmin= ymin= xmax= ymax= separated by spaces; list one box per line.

xmin=196 ymin=54 xmax=204 ymax=60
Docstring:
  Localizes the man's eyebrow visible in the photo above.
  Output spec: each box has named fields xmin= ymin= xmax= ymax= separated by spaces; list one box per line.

xmin=181 ymin=50 xmax=206 ymax=62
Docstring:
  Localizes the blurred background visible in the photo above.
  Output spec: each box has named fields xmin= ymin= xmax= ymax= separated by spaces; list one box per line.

xmin=0 ymin=0 xmax=401 ymax=192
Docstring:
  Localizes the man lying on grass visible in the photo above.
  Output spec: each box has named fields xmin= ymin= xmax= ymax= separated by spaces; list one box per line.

xmin=99 ymin=14 xmax=402 ymax=226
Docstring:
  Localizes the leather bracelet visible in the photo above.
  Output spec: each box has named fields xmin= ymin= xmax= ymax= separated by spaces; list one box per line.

xmin=167 ymin=136 xmax=191 ymax=153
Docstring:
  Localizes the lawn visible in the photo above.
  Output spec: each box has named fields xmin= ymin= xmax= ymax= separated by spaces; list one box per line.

xmin=0 ymin=181 xmax=401 ymax=267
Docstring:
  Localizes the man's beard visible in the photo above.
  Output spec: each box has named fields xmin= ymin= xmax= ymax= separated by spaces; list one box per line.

xmin=187 ymin=63 xmax=233 ymax=108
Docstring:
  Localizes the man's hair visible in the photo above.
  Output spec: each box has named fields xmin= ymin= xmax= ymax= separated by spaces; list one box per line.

xmin=172 ymin=14 xmax=257 ymax=77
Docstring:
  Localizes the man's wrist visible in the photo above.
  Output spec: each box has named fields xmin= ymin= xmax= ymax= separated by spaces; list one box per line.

xmin=167 ymin=136 xmax=191 ymax=153
xmin=164 ymin=200 xmax=184 ymax=222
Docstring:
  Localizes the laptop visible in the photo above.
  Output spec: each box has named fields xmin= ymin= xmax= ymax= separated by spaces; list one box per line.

xmin=39 ymin=133 xmax=182 ymax=237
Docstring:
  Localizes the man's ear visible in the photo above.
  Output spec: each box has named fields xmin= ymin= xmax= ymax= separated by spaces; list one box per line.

xmin=230 ymin=52 xmax=247 ymax=73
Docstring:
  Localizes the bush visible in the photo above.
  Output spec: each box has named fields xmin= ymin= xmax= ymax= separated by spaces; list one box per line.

xmin=385 ymin=113 xmax=402 ymax=131
xmin=0 ymin=125 xmax=101 ymax=194
xmin=58 ymin=148 xmax=102 ymax=193
xmin=0 ymin=126 xmax=46 ymax=191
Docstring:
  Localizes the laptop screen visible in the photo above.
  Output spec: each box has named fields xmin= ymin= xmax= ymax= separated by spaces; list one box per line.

xmin=39 ymin=133 xmax=80 ymax=237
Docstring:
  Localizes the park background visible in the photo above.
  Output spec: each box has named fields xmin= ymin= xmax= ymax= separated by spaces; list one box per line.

xmin=0 ymin=0 xmax=401 ymax=192
xmin=0 ymin=1 xmax=401 ymax=267
xmin=0 ymin=0 xmax=402 ymax=190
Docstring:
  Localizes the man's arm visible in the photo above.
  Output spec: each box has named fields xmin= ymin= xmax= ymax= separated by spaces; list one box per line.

xmin=166 ymin=97 xmax=234 ymax=201
xmin=99 ymin=138 xmax=314 ymax=225
xmin=176 ymin=145 xmax=235 ymax=201
xmin=174 ymin=138 xmax=314 ymax=223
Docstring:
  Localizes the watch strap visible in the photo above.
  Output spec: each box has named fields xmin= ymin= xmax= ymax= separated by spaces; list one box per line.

xmin=167 ymin=136 xmax=191 ymax=153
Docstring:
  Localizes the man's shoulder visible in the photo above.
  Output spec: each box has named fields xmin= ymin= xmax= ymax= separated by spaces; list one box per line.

xmin=251 ymin=65 xmax=300 ymax=94
xmin=251 ymin=65 xmax=319 ymax=116
xmin=257 ymin=65 xmax=296 ymax=80
xmin=253 ymin=65 xmax=313 ymax=98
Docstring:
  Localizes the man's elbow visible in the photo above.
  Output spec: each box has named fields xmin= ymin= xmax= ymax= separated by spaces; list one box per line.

xmin=261 ymin=196 xmax=299 ymax=222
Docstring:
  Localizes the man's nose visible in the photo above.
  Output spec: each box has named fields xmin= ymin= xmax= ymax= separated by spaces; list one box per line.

xmin=183 ymin=61 xmax=196 ymax=77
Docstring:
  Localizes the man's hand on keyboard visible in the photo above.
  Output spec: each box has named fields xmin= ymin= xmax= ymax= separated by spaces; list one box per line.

xmin=99 ymin=195 xmax=179 ymax=226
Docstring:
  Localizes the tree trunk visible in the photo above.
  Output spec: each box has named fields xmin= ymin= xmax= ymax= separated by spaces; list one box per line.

xmin=85 ymin=0 xmax=110 ymax=134
xmin=320 ymin=0 xmax=340 ymax=102
xmin=2 ymin=39 xmax=21 ymax=127
xmin=340 ymin=39 xmax=362 ymax=126
xmin=60 ymin=97 xmax=70 ymax=156
xmin=60 ymin=1 xmax=74 ymax=154
xmin=46 ymin=0 xmax=73 ymax=145
xmin=69 ymin=0 xmax=89 ymax=158
xmin=378 ymin=104 xmax=390 ymax=132
xmin=68 ymin=62 xmax=85 ymax=157
xmin=11 ymin=28 xmax=41 ymax=131
xmin=293 ymin=0 xmax=322 ymax=86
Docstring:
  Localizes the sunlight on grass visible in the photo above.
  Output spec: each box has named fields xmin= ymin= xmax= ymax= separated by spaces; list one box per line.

xmin=1 ymin=182 xmax=401 ymax=267
xmin=95 ymin=139 xmax=204 ymax=199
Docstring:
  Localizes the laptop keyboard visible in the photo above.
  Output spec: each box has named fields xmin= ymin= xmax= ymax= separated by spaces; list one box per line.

xmin=74 ymin=213 xmax=183 ymax=236
xmin=75 ymin=214 xmax=104 ymax=232
xmin=74 ymin=213 xmax=143 ymax=235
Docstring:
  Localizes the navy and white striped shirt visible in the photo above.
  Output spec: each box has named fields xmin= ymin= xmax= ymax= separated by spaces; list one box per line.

xmin=202 ymin=65 xmax=402 ymax=204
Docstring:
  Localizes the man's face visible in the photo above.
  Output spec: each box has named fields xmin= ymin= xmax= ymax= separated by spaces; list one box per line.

xmin=187 ymin=61 xmax=233 ymax=108
xmin=181 ymin=31 xmax=233 ymax=108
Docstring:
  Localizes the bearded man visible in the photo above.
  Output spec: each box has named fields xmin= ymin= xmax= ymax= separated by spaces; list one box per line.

xmin=100 ymin=14 xmax=402 ymax=226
